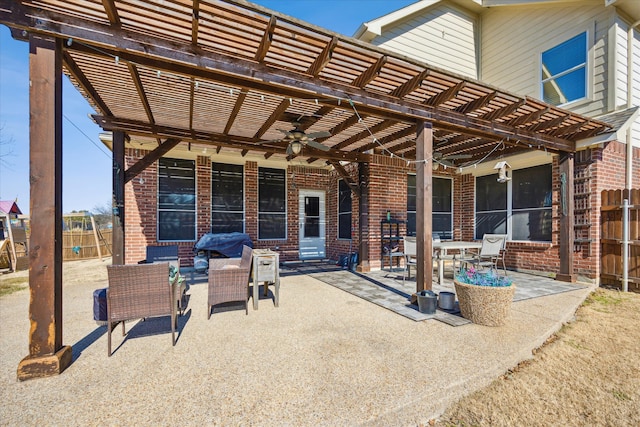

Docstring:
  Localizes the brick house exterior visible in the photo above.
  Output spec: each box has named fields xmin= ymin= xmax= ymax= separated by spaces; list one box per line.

xmin=107 ymin=0 xmax=638 ymax=283
xmin=120 ymin=141 xmax=635 ymax=282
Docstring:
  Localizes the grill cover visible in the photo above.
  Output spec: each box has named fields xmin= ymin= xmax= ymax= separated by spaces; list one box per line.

xmin=194 ymin=232 xmax=253 ymax=258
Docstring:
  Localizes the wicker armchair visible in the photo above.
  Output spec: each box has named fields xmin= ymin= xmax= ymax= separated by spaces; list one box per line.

xmin=106 ymin=262 xmax=178 ymax=356
xmin=207 ymin=245 xmax=252 ymax=319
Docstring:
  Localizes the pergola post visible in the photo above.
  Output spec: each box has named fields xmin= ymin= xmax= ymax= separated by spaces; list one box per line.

xmin=112 ymin=131 xmax=126 ymax=265
xmin=556 ymin=152 xmax=575 ymax=282
xmin=356 ymin=161 xmax=371 ymax=272
xmin=416 ymin=120 xmax=433 ymax=291
xmin=17 ymin=35 xmax=72 ymax=381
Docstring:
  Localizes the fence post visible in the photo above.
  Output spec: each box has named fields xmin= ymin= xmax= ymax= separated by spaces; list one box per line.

xmin=622 ymin=198 xmax=629 ymax=292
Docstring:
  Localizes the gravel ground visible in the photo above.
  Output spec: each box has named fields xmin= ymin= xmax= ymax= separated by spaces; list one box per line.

xmin=0 ymin=259 xmax=592 ymax=426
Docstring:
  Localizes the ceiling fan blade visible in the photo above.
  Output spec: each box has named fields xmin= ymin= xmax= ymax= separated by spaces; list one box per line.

xmin=277 ymin=129 xmax=294 ymax=138
xmin=436 ymin=159 xmax=455 ymax=167
xmin=306 ymin=140 xmax=330 ymax=151
xmin=444 ymin=154 xmax=472 ymax=159
xmin=256 ymin=138 xmax=284 ymax=144
xmin=306 ymin=131 xmax=332 ymax=139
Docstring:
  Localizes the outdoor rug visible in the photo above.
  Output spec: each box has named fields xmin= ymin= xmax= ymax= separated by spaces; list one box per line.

xmin=285 ymin=262 xmax=588 ymax=326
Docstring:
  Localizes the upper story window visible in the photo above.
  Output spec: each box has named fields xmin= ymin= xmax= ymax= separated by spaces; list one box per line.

xmin=541 ymin=32 xmax=587 ymax=106
xmin=158 ymin=157 xmax=196 ymax=241
xmin=211 ymin=162 xmax=244 ymax=234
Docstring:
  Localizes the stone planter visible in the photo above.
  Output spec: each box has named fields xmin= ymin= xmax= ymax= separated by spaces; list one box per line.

xmin=453 ymin=280 xmax=515 ymax=326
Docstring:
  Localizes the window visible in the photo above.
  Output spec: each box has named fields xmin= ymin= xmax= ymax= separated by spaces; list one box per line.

xmin=541 ymin=32 xmax=587 ymax=105
xmin=338 ymin=180 xmax=352 ymax=239
xmin=475 ymin=174 xmax=507 ymax=239
xmin=407 ymin=175 xmax=453 ymax=239
xmin=475 ymin=164 xmax=552 ymax=242
xmin=512 ymin=165 xmax=552 ymax=241
xmin=211 ymin=162 xmax=244 ymax=233
xmin=158 ymin=158 xmax=196 ymax=241
xmin=258 ymin=167 xmax=286 ymax=239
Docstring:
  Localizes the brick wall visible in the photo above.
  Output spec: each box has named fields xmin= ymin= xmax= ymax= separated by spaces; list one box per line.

xmin=579 ymin=141 xmax=640 ymax=281
xmin=124 ymin=148 xmax=156 ymax=264
xmin=122 ymin=140 xmax=638 ymax=278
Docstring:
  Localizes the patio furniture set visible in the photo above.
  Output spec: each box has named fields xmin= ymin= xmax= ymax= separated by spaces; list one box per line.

xmin=102 ymin=244 xmax=279 ymax=356
xmin=401 ymin=234 xmax=508 ymax=284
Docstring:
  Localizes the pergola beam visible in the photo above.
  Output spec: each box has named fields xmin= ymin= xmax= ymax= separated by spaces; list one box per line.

xmin=124 ymin=138 xmax=181 ymax=183
xmin=92 ymin=115 xmax=375 ymax=163
xmin=59 ymin=33 xmax=573 ymax=152
xmin=1 ymin=0 xmax=608 ymax=157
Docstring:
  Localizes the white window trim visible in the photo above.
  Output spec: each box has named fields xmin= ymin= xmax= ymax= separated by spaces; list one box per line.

xmin=157 ymin=157 xmax=197 ymax=242
xmin=211 ymin=162 xmax=246 ymax=234
xmin=538 ymin=28 xmax=593 ymax=108
xmin=257 ymin=167 xmax=288 ymax=241
xmin=337 ymin=179 xmax=353 ymax=241
xmin=473 ymin=164 xmax=553 ymax=243
xmin=407 ymin=174 xmax=454 ymax=239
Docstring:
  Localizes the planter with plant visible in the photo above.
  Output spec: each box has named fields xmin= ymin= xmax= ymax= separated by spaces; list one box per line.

xmin=454 ymin=267 xmax=515 ymax=326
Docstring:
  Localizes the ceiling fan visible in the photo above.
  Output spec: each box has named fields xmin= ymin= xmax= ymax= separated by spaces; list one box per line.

xmin=272 ymin=122 xmax=332 ymax=155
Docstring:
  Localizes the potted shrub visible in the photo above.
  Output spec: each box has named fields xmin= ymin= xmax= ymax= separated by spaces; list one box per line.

xmin=454 ymin=267 xmax=515 ymax=326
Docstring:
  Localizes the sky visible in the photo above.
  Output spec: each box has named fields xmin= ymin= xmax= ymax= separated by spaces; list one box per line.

xmin=0 ymin=0 xmax=417 ymax=215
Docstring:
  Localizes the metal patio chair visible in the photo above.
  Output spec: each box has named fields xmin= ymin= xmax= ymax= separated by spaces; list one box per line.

xmin=402 ymin=236 xmax=440 ymax=283
xmin=459 ymin=234 xmax=507 ymax=274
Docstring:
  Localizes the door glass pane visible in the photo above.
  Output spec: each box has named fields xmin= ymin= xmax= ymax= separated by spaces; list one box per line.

xmin=304 ymin=196 xmax=320 ymax=238
xmin=304 ymin=218 xmax=320 ymax=238
xmin=305 ymin=196 xmax=319 ymax=217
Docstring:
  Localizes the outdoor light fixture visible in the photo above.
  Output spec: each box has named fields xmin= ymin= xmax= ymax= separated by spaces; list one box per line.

xmin=289 ymin=140 xmax=303 ymax=155
xmin=494 ymin=161 xmax=511 ymax=183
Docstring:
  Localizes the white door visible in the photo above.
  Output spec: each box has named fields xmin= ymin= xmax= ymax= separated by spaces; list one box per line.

xmin=298 ymin=190 xmax=326 ymax=260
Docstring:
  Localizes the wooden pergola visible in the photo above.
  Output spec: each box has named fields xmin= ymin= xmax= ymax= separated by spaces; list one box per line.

xmin=1 ymin=0 xmax=610 ymax=380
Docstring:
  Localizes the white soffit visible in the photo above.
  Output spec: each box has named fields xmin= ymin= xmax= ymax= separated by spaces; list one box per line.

xmin=462 ymin=150 xmax=553 ymax=177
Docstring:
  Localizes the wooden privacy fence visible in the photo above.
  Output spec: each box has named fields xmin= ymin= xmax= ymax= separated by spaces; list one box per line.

xmin=63 ymin=229 xmax=112 ymax=261
xmin=601 ymin=189 xmax=640 ymax=292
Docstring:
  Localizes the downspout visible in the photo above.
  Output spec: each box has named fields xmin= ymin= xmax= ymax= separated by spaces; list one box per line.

xmin=622 ymin=20 xmax=639 ymax=292
xmin=626 ymin=20 xmax=639 ymax=189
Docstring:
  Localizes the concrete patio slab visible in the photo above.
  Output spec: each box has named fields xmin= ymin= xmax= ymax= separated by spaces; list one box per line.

xmin=0 ymin=264 xmax=594 ymax=426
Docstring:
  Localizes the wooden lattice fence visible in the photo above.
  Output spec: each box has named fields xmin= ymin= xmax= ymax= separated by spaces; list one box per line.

xmin=600 ymin=189 xmax=640 ymax=292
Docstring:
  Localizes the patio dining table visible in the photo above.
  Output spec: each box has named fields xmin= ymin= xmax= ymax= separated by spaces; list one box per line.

xmin=432 ymin=240 xmax=482 ymax=284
